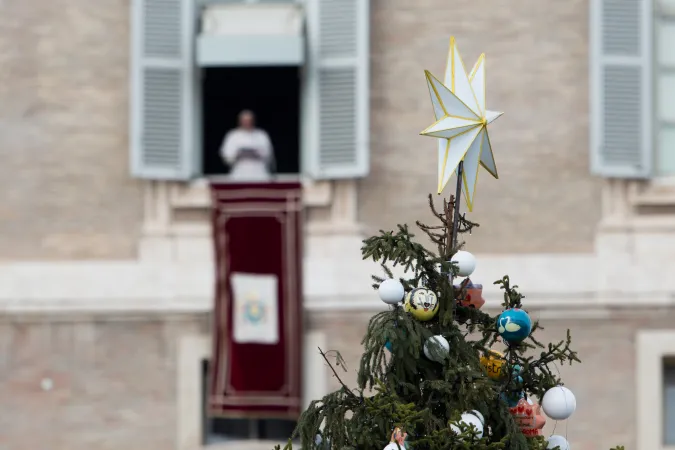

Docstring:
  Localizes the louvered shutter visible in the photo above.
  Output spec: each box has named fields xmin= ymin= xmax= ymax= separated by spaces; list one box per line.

xmin=303 ymin=0 xmax=370 ymax=179
xmin=130 ymin=0 xmax=197 ymax=180
xmin=590 ymin=0 xmax=653 ymax=177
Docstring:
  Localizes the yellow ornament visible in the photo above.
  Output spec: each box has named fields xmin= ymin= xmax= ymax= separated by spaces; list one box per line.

xmin=404 ymin=288 xmax=439 ymax=321
xmin=480 ymin=349 xmax=505 ymax=380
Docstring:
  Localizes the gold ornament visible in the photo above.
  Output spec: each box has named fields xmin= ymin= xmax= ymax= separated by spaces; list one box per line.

xmin=480 ymin=349 xmax=505 ymax=380
xmin=404 ymin=288 xmax=439 ymax=321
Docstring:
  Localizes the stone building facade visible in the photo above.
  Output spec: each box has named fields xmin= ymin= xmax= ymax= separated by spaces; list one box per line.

xmin=0 ymin=0 xmax=673 ymax=449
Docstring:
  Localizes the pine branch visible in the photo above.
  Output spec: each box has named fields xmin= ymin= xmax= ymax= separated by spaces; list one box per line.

xmin=319 ymin=347 xmax=358 ymax=399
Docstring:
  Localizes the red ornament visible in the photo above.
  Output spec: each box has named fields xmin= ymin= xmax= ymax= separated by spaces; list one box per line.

xmin=509 ymin=399 xmax=546 ymax=437
xmin=457 ymin=279 xmax=485 ymax=309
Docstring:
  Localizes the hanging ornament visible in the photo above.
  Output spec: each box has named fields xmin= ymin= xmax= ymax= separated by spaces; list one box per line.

xmin=457 ymin=279 xmax=485 ymax=309
xmin=449 ymin=412 xmax=484 ymax=438
xmin=496 ymin=308 xmax=532 ymax=343
xmin=423 ymin=335 xmax=450 ymax=363
xmin=450 ymin=250 xmax=476 ymax=277
xmin=469 ymin=410 xmax=485 ymax=427
xmin=404 ymin=287 xmax=439 ymax=321
xmin=541 ymin=386 xmax=576 ymax=420
xmin=480 ymin=349 xmax=505 ymax=380
xmin=511 ymin=364 xmax=524 ymax=384
xmin=500 ymin=390 xmax=525 ymax=408
xmin=383 ymin=427 xmax=408 ymax=450
xmin=379 ymin=279 xmax=405 ymax=305
xmin=509 ymin=398 xmax=546 ymax=437
xmin=384 ymin=323 xmax=405 ymax=353
xmin=546 ymin=435 xmax=571 ymax=450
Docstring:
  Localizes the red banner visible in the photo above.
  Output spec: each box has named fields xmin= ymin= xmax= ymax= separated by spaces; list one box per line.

xmin=209 ymin=182 xmax=303 ymax=418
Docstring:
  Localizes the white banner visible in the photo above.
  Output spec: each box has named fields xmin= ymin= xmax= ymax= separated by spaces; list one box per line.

xmin=231 ymin=272 xmax=279 ymax=345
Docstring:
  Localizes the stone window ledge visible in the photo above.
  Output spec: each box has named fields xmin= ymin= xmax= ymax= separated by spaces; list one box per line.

xmin=168 ymin=177 xmax=333 ymax=210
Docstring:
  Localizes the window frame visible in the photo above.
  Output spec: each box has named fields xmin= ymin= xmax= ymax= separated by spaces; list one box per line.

xmin=177 ymin=332 xmax=328 ymax=450
xmin=655 ymin=6 xmax=675 ymax=177
xmin=636 ymin=330 xmax=675 ymax=450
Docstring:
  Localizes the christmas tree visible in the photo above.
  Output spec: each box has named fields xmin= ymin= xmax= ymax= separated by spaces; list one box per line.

xmin=275 ymin=38 xmax=624 ymax=450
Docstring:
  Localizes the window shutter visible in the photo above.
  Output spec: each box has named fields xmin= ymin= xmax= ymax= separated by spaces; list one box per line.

xmin=590 ymin=0 xmax=653 ymax=177
xmin=304 ymin=0 xmax=370 ymax=179
xmin=130 ymin=0 xmax=197 ymax=180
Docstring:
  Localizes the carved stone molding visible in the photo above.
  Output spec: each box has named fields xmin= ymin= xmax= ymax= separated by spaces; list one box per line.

xmin=139 ymin=178 xmax=363 ymax=262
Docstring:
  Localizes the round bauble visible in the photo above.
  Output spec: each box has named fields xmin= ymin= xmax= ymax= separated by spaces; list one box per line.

xmin=451 ymin=250 xmax=476 ymax=277
xmin=480 ymin=349 xmax=505 ymax=380
xmin=497 ymin=308 xmax=532 ymax=343
xmin=378 ymin=279 xmax=405 ymax=305
xmin=546 ymin=435 xmax=570 ymax=450
xmin=404 ymin=287 xmax=439 ymax=321
xmin=541 ymin=386 xmax=576 ymax=420
xmin=469 ymin=410 xmax=484 ymax=426
xmin=423 ymin=335 xmax=450 ymax=362
xmin=450 ymin=413 xmax=484 ymax=438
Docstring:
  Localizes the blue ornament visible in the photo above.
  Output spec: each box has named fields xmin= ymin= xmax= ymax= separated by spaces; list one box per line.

xmin=515 ymin=376 xmax=523 ymax=384
xmin=497 ymin=308 xmax=532 ymax=343
xmin=500 ymin=391 xmax=524 ymax=407
xmin=385 ymin=341 xmax=393 ymax=352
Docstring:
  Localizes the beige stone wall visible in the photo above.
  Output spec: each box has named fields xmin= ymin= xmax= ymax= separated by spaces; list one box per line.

xmin=0 ymin=0 xmax=142 ymax=260
xmin=362 ymin=0 xmax=601 ymax=253
xmin=309 ymin=307 xmax=675 ymax=450
xmin=0 ymin=313 xmax=208 ymax=450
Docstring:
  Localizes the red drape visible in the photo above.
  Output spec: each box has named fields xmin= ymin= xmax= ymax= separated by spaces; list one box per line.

xmin=209 ymin=182 xmax=303 ymax=418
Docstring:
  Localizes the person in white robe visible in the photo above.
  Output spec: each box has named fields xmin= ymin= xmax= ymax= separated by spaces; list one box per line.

xmin=220 ymin=110 xmax=275 ymax=181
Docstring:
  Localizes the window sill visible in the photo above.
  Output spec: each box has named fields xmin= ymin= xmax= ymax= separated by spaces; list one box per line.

xmin=628 ymin=178 xmax=675 ymax=207
xmin=598 ymin=215 xmax=675 ymax=233
xmin=169 ymin=177 xmax=332 ymax=209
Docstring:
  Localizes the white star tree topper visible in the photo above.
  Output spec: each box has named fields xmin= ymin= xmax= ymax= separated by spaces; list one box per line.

xmin=420 ymin=37 xmax=503 ymax=211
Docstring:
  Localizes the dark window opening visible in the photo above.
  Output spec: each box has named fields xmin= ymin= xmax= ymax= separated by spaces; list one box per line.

xmin=202 ymin=360 xmax=298 ymax=444
xmin=201 ymin=66 xmax=301 ymax=177
xmin=664 ymin=357 xmax=675 ymax=445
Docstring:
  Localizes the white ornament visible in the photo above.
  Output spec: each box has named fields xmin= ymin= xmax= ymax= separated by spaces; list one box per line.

xmin=378 ymin=279 xmax=405 ymax=305
xmin=450 ymin=413 xmax=484 ymax=438
xmin=469 ymin=410 xmax=484 ymax=426
xmin=423 ymin=335 xmax=450 ymax=363
xmin=546 ymin=435 xmax=570 ymax=450
xmin=450 ymin=251 xmax=476 ymax=277
xmin=541 ymin=386 xmax=576 ymax=420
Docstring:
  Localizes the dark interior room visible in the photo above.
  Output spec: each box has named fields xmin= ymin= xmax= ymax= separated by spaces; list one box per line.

xmin=201 ymin=66 xmax=301 ymax=176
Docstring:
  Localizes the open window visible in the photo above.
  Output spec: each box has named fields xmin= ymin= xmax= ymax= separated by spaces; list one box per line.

xmin=129 ymin=0 xmax=371 ymax=182
xmin=201 ymin=66 xmax=301 ymax=176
